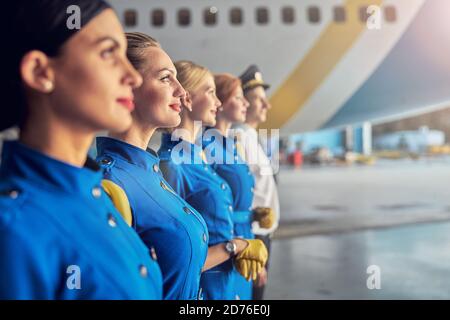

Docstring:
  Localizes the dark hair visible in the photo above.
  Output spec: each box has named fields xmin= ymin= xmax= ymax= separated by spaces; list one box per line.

xmin=1 ymin=0 xmax=111 ymax=131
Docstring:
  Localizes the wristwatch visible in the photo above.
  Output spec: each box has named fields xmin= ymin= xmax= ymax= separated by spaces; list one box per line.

xmin=225 ymin=240 xmax=237 ymax=257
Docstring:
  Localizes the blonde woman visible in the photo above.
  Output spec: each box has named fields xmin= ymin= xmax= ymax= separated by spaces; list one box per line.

xmin=158 ymin=61 xmax=268 ymax=300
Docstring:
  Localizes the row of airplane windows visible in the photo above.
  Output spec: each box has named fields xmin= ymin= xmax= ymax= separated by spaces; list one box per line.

xmin=122 ymin=5 xmax=397 ymax=28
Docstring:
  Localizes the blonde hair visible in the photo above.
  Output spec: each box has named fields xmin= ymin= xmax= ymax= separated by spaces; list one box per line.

xmin=125 ymin=32 xmax=160 ymax=72
xmin=174 ymin=60 xmax=212 ymax=94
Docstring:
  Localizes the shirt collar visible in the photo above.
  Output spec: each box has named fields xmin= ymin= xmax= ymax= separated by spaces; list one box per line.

xmin=0 ymin=140 xmax=103 ymax=196
xmin=96 ymin=136 xmax=159 ymax=171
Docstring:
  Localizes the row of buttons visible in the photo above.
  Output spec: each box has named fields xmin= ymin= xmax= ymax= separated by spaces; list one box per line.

xmin=95 ymin=183 xmax=153 ymax=280
xmin=160 ymin=180 xmax=208 ymax=244
xmin=106 ymin=211 xmax=156 ymax=278
xmin=101 ymin=156 xmax=160 ymax=175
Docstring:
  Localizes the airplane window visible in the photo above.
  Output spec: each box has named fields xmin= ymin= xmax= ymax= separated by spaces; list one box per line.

xmin=152 ymin=9 xmax=165 ymax=27
xmin=282 ymin=6 xmax=295 ymax=24
xmin=204 ymin=6 xmax=218 ymax=26
xmin=308 ymin=6 xmax=321 ymax=23
xmin=256 ymin=7 xmax=269 ymax=25
xmin=230 ymin=7 xmax=243 ymax=25
xmin=384 ymin=6 xmax=397 ymax=23
xmin=333 ymin=6 xmax=346 ymax=23
xmin=178 ymin=8 xmax=191 ymax=26
xmin=124 ymin=9 xmax=137 ymax=27
xmin=359 ymin=6 xmax=369 ymax=23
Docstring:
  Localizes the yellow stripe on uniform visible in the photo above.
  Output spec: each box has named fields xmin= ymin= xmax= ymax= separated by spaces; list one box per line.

xmin=261 ymin=0 xmax=383 ymax=130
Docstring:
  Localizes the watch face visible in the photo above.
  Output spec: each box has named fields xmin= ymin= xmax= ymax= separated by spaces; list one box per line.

xmin=226 ymin=241 xmax=236 ymax=255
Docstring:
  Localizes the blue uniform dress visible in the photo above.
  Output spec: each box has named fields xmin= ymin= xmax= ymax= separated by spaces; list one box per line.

xmin=0 ymin=141 xmax=162 ymax=299
xmin=96 ymin=137 xmax=209 ymax=300
xmin=203 ymin=129 xmax=256 ymax=300
xmin=158 ymin=133 xmax=237 ymax=300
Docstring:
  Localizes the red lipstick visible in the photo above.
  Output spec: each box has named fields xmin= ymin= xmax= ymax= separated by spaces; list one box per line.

xmin=117 ymin=98 xmax=135 ymax=112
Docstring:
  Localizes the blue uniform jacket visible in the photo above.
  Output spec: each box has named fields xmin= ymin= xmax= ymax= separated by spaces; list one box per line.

xmin=203 ymin=129 xmax=256 ymax=300
xmin=0 ymin=141 xmax=162 ymax=299
xmin=158 ymin=133 xmax=238 ymax=300
xmin=96 ymin=137 xmax=208 ymax=300
xmin=203 ymin=129 xmax=255 ymax=239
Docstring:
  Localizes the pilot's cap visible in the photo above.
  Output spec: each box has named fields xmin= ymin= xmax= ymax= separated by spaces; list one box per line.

xmin=239 ymin=65 xmax=270 ymax=93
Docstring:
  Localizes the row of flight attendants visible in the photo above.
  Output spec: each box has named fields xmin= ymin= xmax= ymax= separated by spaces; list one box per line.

xmin=0 ymin=0 xmax=277 ymax=300
xmin=96 ymin=34 xmax=273 ymax=300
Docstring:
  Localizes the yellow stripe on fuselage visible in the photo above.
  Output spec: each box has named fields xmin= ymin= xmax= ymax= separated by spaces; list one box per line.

xmin=261 ymin=0 xmax=383 ymax=130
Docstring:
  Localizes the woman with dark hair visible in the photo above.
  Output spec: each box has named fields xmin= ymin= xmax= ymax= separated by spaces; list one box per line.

xmin=0 ymin=1 xmax=162 ymax=299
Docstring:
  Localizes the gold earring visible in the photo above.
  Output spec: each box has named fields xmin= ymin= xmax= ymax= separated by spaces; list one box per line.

xmin=43 ymin=81 xmax=54 ymax=92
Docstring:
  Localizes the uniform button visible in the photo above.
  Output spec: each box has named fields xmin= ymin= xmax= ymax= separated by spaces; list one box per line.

xmin=150 ymin=246 xmax=158 ymax=261
xmin=183 ymin=207 xmax=192 ymax=215
xmin=168 ymin=148 xmax=172 ymax=152
xmin=228 ymin=205 xmax=233 ymax=212
xmin=107 ymin=213 xmax=117 ymax=227
xmin=139 ymin=265 xmax=148 ymax=278
xmin=160 ymin=181 xmax=167 ymax=190
xmin=203 ymin=233 xmax=207 ymax=243
xmin=235 ymin=294 xmax=241 ymax=300
xmin=92 ymin=187 xmax=102 ymax=198
xmin=9 ymin=190 xmax=19 ymax=199
xmin=100 ymin=158 xmax=111 ymax=165
xmin=221 ymin=183 xmax=226 ymax=190
xmin=153 ymin=164 xmax=159 ymax=173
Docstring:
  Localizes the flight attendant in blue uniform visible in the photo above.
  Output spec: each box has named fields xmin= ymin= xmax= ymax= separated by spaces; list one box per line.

xmin=203 ymin=73 xmax=255 ymax=299
xmin=96 ymin=33 xmax=256 ymax=300
xmin=204 ymin=73 xmax=274 ymax=299
xmin=158 ymin=61 xmax=269 ymax=300
xmin=0 ymin=1 xmax=162 ymax=299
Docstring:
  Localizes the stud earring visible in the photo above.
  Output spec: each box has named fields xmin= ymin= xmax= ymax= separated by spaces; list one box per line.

xmin=43 ymin=80 xmax=54 ymax=92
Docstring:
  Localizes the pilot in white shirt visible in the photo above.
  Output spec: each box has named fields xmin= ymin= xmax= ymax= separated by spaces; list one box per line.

xmin=233 ymin=123 xmax=280 ymax=237
xmin=232 ymin=65 xmax=280 ymax=300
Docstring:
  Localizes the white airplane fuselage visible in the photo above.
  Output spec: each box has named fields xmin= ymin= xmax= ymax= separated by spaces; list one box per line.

xmin=109 ymin=0 xmax=450 ymax=134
